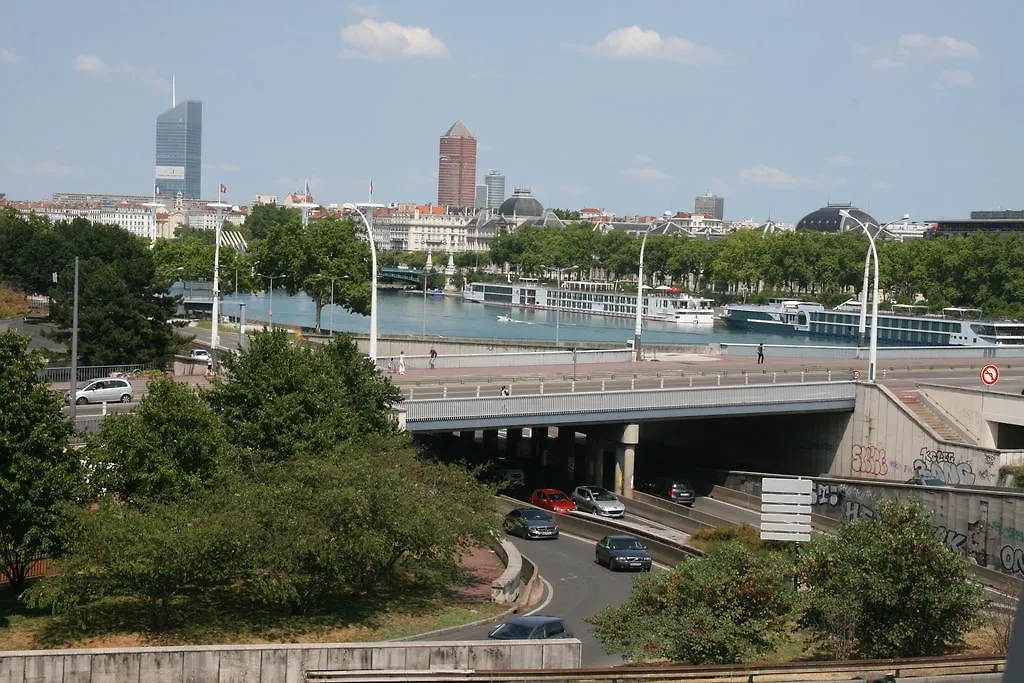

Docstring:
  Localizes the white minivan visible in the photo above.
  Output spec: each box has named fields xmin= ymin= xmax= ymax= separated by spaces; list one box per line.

xmin=64 ymin=378 xmax=134 ymax=405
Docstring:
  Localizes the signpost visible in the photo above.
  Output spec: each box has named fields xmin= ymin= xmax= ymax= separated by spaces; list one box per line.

xmin=981 ymin=364 xmax=999 ymax=387
xmin=760 ymin=477 xmax=813 ymax=542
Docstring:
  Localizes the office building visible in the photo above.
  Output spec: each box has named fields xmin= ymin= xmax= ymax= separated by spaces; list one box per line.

xmin=927 ymin=209 xmax=1024 ymax=238
xmin=155 ymin=100 xmax=202 ymax=199
xmin=475 ymin=185 xmax=487 ymax=209
xmin=485 ymin=169 xmax=506 ymax=209
xmin=437 ymin=120 xmax=477 ymax=208
xmin=695 ymin=193 xmax=724 ymax=221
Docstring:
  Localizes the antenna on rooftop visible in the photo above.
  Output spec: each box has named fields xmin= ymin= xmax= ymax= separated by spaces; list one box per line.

xmin=172 ymin=75 xmax=176 ymax=108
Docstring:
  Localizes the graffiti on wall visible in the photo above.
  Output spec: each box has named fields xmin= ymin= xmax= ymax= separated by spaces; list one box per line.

xmin=851 ymin=443 xmax=888 ymax=477
xmin=912 ymin=446 xmax=976 ymax=486
xmin=1000 ymin=545 xmax=1024 ymax=575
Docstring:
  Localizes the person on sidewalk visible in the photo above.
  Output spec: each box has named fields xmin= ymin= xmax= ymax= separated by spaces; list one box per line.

xmin=499 ymin=385 xmax=510 ymax=397
xmin=398 ymin=351 xmax=406 ymax=376
xmin=757 ymin=343 xmax=765 ymax=365
xmin=429 ymin=348 xmax=437 ymax=369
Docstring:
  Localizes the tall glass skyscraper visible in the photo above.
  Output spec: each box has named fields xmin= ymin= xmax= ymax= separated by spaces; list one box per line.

xmin=485 ymin=169 xmax=506 ymax=210
xmin=155 ymin=101 xmax=202 ymax=199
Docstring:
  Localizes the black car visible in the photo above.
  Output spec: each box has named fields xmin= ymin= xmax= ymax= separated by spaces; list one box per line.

xmin=635 ymin=476 xmax=695 ymax=505
xmin=487 ymin=615 xmax=572 ymax=640
xmin=503 ymin=507 xmax=559 ymax=539
xmin=595 ymin=534 xmax=653 ymax=572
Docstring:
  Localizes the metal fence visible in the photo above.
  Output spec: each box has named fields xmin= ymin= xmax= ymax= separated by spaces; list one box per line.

xmin=40 ymin=363 xmax=145 ymax=384
xmin=373 ymin=348 xmax=632 ymax=372
xmin=403 ymin=381 xmax=856 ymax=430
xmin=721 ymin=342 xmax=1024 ymax=360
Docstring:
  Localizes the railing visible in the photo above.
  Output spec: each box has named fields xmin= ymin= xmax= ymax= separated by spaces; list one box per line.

xmin=374 ymin=348 xmax=632 ymax=371
xmin=403 ymin=382 xmax=856 ymax=429
xmin=40 ymin=363 xmax=145 ymax=384
xmin=722 ymin=342 xmax=1024 ymax=360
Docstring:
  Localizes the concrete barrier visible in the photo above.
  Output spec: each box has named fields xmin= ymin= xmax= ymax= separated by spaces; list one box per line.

xmin=620 ymin=495 xmax=714 ymax=536
xmin=0 ymin=640 xmax=582 ymax=683
xmin=490 ymin=539 xmax=521 ymax=604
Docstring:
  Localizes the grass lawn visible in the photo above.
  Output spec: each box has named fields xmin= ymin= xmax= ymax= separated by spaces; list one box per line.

xmin=0 ymin=588 xmax=507 ymax=651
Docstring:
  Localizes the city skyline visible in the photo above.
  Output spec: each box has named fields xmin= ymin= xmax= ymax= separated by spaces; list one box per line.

xmin=1 ymin=0 xmax=1022 ymax=221
xmin=437 ymin=120 xmax=477 ymax=208
xmin=155 ymin=99 xmax=202 ymax=200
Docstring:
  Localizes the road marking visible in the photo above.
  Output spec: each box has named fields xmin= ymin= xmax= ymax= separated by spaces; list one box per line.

xmin=525 ymin=577 xmax=555 ymax=616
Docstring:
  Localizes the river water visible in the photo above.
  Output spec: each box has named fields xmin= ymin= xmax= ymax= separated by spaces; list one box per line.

xmin=216 ymin=288 xmax=844 ymax=348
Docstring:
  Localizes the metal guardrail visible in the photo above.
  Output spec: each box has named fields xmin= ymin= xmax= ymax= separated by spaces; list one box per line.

xmin=722 ymin=342 xmax=1024 ymax=360
xmin=40 ymin=363 xmax=145 ymax=383
xmin=403 ymin=382 xmax=857 ymax=431
xmin=374 ymin=349 xmax=632 ymax=371
xmin=304 ymin=654 xmax=1006 ymax=682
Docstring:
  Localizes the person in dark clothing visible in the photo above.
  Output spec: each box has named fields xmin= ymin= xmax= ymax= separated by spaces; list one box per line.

xmin=757 ymin=343 xmax=765 ymax=364
xmin=429 ymin=348 xmax=437 ymax=369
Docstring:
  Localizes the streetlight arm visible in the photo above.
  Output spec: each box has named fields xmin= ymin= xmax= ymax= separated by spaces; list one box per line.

xmin=342 ymin=203 xmax=379 ymax=362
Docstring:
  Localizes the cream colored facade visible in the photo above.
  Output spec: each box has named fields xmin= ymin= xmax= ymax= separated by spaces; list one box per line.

xmin=371 ymin=209 xmax=493 ymax=253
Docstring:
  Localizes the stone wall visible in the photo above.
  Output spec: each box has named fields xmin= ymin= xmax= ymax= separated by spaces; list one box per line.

xmin=834 ymin=384 xmax=1003 ymax=487
xmin=724 ymin=470 xmax=1024 ymax=582
xmin=919 ymin=384 xmax=1024 ymax=451
xmin=0 ymin=640 xmax=583 ymax=683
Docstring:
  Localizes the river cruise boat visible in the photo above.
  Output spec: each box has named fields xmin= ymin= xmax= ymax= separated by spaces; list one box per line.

xmin=463 ymin=280 xmax=715 ymax=326
xmin=721 ymin=298 xmax=1024 ymax=346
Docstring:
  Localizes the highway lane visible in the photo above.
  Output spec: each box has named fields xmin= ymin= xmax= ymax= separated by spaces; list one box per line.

xmin=417 ymin=532 xmax=650 ymax=668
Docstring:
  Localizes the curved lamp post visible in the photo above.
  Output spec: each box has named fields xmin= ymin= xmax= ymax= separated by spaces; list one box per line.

xmin=342 ymin=202 xmax=384 ymax=362
xmin=633 ymin=215 xmax=670 ymax=361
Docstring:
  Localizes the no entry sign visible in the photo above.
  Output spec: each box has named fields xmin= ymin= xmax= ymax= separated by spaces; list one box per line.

xmin=981 ymin=364 xmax=1000 ymax=386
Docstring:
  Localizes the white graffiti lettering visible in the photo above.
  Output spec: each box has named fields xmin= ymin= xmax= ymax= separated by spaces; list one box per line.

xmin=936 ymin=526 xmax=967 ymax=553
xmin=919 ymin=446 xmax=957 ymax=464
xmin=912 ymin=458 xmax=976 ymax=486
xmin=813 ymin=483 xmax=844 ymax=506
xmin=1000 ymin=545 xmax=1024 ymax=575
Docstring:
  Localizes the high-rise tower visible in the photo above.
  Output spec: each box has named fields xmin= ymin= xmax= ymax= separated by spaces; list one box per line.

xmin=437 ymin=120 xmax=477 ymax=208
xmin=694 ymin=193 xmax=724 ymax=221
xmin=155 ymin=96 xmax=202 ymax=200
xmin=485 ymin=169 xmax=506 ymax=209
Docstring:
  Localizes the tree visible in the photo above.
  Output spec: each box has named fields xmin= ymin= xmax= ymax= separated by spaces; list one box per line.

xmin=589 ymin=542 xmax=796 ymax=664
xmin=206 ymin=330 xmax=403 ymax=463
xmin=84 ymin=379 xmax=233 ymax=505
xmin=798 ymin=499 xmax=986 ymax=659
xmin=245 ymin=204 xmax=299 ymax=241
xmin=0 ymin=332 xmax=82 ymax=592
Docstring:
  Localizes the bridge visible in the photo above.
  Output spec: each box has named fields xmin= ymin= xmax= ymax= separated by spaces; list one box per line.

xmin=378 ymin=266 xmax=424 ymax=285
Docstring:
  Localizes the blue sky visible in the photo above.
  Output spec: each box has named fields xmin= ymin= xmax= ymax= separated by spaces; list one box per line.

xmin=1 ymin=0 xmax=1021 ymax=222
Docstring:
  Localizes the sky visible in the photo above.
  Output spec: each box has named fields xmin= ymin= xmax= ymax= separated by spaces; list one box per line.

xmin=1 ymin=0 xmax=1022 ymax=223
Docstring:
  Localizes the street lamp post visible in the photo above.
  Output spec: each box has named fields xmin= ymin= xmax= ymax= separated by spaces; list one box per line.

xmin=208 ymin=199 xmax=231 ymax=368
xmin=632 ymin=225 xmax=657 ymax=362
xmin=342 ymin=202 xmax=384 ymax=362
xmin=256 ymin=273 xmax=287 ymax=329
xmin=847 ymin=213 xmax=911 ymax=346
xmin=540 ymin=264 xmax=577 ymax=346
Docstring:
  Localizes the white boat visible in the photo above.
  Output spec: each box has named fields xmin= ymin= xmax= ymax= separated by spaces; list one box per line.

xmin=496 ymin=314 xmax=511 ymax=322
xmin=464 ymin=280 xmax=715 ymax=327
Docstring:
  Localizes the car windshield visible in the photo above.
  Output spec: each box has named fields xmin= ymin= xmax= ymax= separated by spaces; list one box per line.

xmin=489 ymin=622 xmax=534 ymax=639
xmin=671 ymin=482 xmax=692 ymax=491
xmin=521 ymin=509 xmax=551 ymax=520
xmin=592 ymin=489 xmax=617 ymax=501
xmin=548 ymin=492 xmax=569 ymax=501
xmin=609 ymin=538 xmax=644 ymax=550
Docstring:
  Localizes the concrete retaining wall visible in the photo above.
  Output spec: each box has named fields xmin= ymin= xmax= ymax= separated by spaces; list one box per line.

xmin=490 ymin=539 xmax=521 ymax=604
xmin=0 ymin=640 xmax=582 ymax=683
xmin=722 ymin=470 xmax=1024 ymax=588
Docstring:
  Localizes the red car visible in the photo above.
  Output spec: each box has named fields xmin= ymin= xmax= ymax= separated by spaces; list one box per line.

xmin=529 ymin=488 xmax=577 ymax=514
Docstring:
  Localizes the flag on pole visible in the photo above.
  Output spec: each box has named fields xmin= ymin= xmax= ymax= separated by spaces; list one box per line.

xmin=370 ymin=179 xmax=374 ymax=196
xmin=154 ymin=184 xmax=161 ymax=196
xmin=219 ymin=184 xmax=227 ymax=195
xmin=304 ymin=180 xmax=310 ymax=199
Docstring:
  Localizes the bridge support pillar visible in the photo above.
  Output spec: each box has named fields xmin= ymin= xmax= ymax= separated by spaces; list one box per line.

xmin=585 ymin=438 xmax=603 ymax=488
xmin=460 ymin=430 xmax=476 ymax=447
xmin=531 ymin=425 xmax=549 ymax=464
xmin=559 ymin=427 xmax=577 ymax=483
xmin=505 ymin=428 xmax=523 ymax=457
xmin=482 ymin=429 xmax=499 ymax=451
xmin=614 ymin=424 xmax=639 ymax=498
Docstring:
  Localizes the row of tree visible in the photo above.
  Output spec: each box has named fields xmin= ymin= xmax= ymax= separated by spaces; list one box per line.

xmin=2 ymin=329 xmax=498 ymax=632
xmin=590 ymin=502 xmax=987 ymax=663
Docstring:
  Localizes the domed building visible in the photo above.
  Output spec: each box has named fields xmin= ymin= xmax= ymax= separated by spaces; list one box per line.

xmin=498 ymin=188 xmax=544 ymax=218
xmin=796 ymin=202 xmax=879 ymax=235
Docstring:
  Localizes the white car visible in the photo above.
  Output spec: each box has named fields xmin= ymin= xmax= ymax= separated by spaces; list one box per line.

xmin=572 ymin=486 xmax=625 ymax=518
xmin=190 ymin=348 xmax=211 ymax=362
xmin=64 ymin=378 xmax=134 ymax=405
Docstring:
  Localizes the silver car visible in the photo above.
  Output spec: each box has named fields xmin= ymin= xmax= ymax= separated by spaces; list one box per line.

xmin=64 ymin=378 xmax=134 ymax=405
xmin=572 ymin=486 xmax=625 ymax=518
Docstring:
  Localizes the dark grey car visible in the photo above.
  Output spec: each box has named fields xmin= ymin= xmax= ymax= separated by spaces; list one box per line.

xmin=487 ymin=615 xmax=572 ymax=640
xmin=595 ymin=535 xmax=652 ymax=572
xmin=635 ymin=476 xmax=695 ymax=505
xmin=503 ymin=507 xmax=559 ymax=539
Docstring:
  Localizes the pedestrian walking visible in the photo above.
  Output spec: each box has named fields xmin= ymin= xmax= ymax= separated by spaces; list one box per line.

xmin=757 ymin=343 xmax=765 ymax=365
xmin=499 ymin=385 xmax=510 ymax=397
xmin=429 ymin=348 xmax=437 ymax=369
xmin=398 ymin=351 xmax=406 ymax=376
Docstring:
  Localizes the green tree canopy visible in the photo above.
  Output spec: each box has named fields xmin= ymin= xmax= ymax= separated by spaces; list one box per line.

xmin=798 ymin=499 xmax=986 ymax=659
xmin=0 ymin=332 xmax=82 ymax=592
xmin=590 ymin=542 xmax=796 ymax=664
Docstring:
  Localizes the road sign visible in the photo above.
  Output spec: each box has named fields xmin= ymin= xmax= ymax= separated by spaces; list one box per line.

xmin=981 ymin=364 xmax=1000 ymax=386
xmin=760 ymin=477 xmax=813 ymax=542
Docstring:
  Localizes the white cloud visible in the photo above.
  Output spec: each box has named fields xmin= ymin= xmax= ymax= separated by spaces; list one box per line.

xmin=940 ymin=69 xmax=974 ymax=88
xmin=899 ymin=34 xmax=978 ymax=60
xmin=347 ymin=3 xmax=381 ymax=17
xmin=577 ymin=26 xmax=726 ymax=66
xmin=0 ymin=48 xmax=17 ymax=63
xmin=738 ymin=165 xmax=811 ymax=186
xmin=72 ymin=54 xmax=106 ymax=74
xmin=340 ymin=18 xmax=449 ymax=60
xmin=9 ymin=161 xmax=74 ymax=175
xmin=204 ymin=163 xmax=242 ymax=173
xmin=621 ymin=166 xmax=671 ymax=182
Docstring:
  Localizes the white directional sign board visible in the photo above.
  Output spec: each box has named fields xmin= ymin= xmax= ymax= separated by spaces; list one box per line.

xmin=760 ymin=477 xmax=813 ymax=542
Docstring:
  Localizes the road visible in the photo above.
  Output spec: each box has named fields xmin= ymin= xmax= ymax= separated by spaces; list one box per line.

xmin=419 ymin=531 xmax=650 ymax=668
